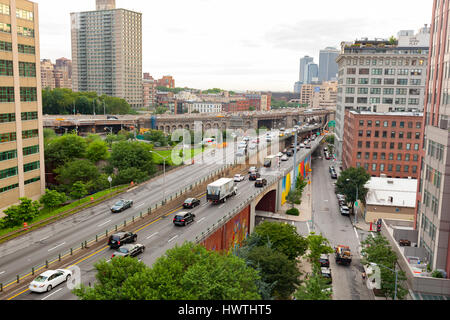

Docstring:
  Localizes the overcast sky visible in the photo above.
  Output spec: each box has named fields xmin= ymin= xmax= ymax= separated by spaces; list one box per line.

xmin=37 ymin=0 xmax=432 ymax=92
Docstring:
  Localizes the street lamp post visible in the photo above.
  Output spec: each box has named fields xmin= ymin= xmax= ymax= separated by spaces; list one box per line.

xmin=346 ymin=178 xmax=358 ymax=225
xmin=370 ymin=262 xmax=398 ymax=300
xmin=150 ymin=150 xmax=168 ymax=204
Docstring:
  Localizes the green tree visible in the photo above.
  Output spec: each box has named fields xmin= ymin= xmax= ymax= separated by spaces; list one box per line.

xmin=1 ymin=198 xmax=41 ymax=228
xmin=153 ymin=106 xmax=168 ymax=114
xmin=361 ymin=234 xmax=408 ymax=300
xmin=56 ymin=159 xmax=100 ymax=191
xmin=86 ymin=140 xmax=110 ymax=163
xmin=112 ymin=167 xmax=149 ymax=186
xmin=293 ymin=273 xmax=332 ymax=300
xmin=70 ymin=181 xmax=88 ymax=201
xmin=286 ymin=189 xmax=301 ymax=209
xmin=335 ymin=167 xmax=371 ymax=213
xmin=251 ymin=221 xmax=308 ymax=260
xmin=110 ymin=141 xmax=155 ymax=175
xmin=40 ymin=189 xmax=67 ymax=210
xmin=305 ymin=233 xmax=334 ymax=272
xmin=244 ymin=245 xmax=301 ymax=300
xmin=73 ymin=242 xmax=261 ymax=300
xmin=45 ymin=133 xmax=88 ymax=169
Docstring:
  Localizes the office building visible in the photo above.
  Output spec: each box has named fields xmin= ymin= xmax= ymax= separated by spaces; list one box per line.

xmin=40 ymin=59 xmax=55 ymax=89
xmin=142 ymin=74 xmax=156 ymax=109
xmin=342 ymin=110 xmax=423 ymax=179
xmin=0 ymin=0 xmax=45 ymax=213
xmin=157 ymin=75 xmax=175 ymax=89
xmin=71 ymin=0 xmax=143 ymax=108
xmin=335 ymin=28 xmax=429 ymax=161
xmin=415 ymin=1 xmax=450 ymax=278
xmin=319 ymin=47 xmax=339 ymax=82
xmin=305 ymin=62 xmax=319 ymax=84
xmin=299 ymin=55 xmax=314 ymax=83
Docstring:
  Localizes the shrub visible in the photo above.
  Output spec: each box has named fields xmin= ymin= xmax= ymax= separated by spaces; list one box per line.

xmin=286 ymin=208 xmax=299 ymax=216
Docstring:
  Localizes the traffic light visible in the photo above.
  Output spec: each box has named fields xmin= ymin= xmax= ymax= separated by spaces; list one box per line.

xmin=376 ymin=219 xmax=382 ymax=233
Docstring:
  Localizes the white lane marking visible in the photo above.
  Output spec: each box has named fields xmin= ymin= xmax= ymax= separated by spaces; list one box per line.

xmin=219 ymin=204 xmax=225 ymax=209
xmin=146 ymin=232 xmax=159 ymax=239
xmin=306 ymin=222 xmax=311 ymax=234
xmin=197 ymin=217 xmax=206 ymax=224
xmin=41 ymin=288 xmax=63 ymax=300
xmin=168 ymin=235 xmax=179 ymax=243
xmin=97 ymin=219 xmax=111 ymax=227
xmin=48 ymin=242 xmax=66 ymax=252
xmin=135 ymin=203 xmax=144 ymax=208
xmin=0 ymin=271 xmax=5 ymax=275
xmin=39 ymin=236 xmax=50 ymax=242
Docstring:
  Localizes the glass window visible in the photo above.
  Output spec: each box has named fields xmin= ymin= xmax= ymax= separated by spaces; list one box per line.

xmin=0 ymin=4 xmax=10 ymax=15
xmin=19 ymin=62 xmax=36 ymax=77
xmin=18 ymin=44 xmax=35 ymax=54
xmin=16 ymin=9 xmax=34 ymax=21
xmin=23 ymin=145 xmax=39 ymax=156
xmin=17 ymin=26 xmax=34 ymax=38
xmin=20 ymin=87 xmax=37 ymax=102
xmin=23 ymin=161 xmax=39 ymax=173
xmin=0 ymin=22 xmax=11 ymax=33
xmin=0 ymin=149 xmax=17 ymax=162
xmin=0 ymin=41 xmax=12 ymax=52
xmin=0 ymin=166 xmax=18 ymax=179
xmin=0 ymin=113 xmax=15 ymax=123
xmin=0 ymin=60 xmax=13 ymax=76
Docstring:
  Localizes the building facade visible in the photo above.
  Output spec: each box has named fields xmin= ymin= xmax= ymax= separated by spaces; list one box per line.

xmin=186 ymin=102 xmax=222 ymax=114
xmin=305 ymin=62 xmax=319 ymax=84
xmin=40 ymin=58 xmax=55 ymax=89
xmin=300 ymin=81 xmax=337 ymax=109
xmin=0 ymin=0 xmax=45 ymax=212
xmin=335 ymin=31 xmax=429 ymax=161
xmin=319 ymin=47 xmax=339 ymax=82
xmin=415 ymin=0 xmax=450 ymax=278
xmin=71 ymin=0 xmax=143 ymax=108
xmin=142 ymin=73 xmax=156 ymax=109
xmin=342 ymin=110 xmax=423 ymax=179
xmin=157 ymin=75 xmax=175 ymax=89
xmin=299 ymin=55 xmax=313 ymax=84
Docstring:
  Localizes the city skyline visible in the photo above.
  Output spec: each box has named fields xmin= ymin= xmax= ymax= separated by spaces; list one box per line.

xmin=38 ymin=0 xmax=429 ymax=91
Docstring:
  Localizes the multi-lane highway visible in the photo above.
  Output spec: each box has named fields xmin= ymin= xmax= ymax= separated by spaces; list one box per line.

xmin=6 ymin=133 xmax=322 ymax=300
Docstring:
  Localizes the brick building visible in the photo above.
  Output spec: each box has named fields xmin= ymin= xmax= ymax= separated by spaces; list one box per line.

xmin=157 ymin=75 xmax=175 ymax=89
xmin=342 ymin=110 xmax=423 ymax=179
xmin=142 ymin=73 xmax=156 ymax=108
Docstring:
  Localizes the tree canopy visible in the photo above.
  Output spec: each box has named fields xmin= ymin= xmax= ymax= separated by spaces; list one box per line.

xmin=335 ymin=167 xmax=371 ymax=210
xmin=73 ymin=242 xmax=261 ymax=300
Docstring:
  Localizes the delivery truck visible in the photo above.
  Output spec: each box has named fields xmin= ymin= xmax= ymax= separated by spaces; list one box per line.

xmin=207 ymin=178 xmax=237 ymax=204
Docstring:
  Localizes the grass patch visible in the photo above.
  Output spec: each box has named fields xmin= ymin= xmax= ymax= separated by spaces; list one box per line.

xmin=152 ymin=147 xmax=204 ymax=166
xmin=0 ymin=185 xmax=128 ymax=238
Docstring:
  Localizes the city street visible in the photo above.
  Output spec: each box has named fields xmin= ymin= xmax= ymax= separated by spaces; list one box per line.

xmin=309 ymin=149 xmax=373 ymax=300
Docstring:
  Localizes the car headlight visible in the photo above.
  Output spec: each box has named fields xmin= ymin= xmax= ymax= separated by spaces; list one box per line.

xmin=39 ymin=284 xmax=45 ymax=287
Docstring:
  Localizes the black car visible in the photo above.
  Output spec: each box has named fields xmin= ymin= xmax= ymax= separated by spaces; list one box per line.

xmin=286 ymin=150 xmax=293 ymax=157
xmin=111 ymin=243 xmax=145 ymax=258
xmin=107 ymin=115 xmax=119 ymax=120
xmin=255 ymin=178 xmax=268 ymax=188
xmin=264 ymin=160 xmax=272 ymax=168
xmin=183 ymin=198 xmax=200 ymax=209
xmin=111 ymin=199 xmax=133 ymax=213
xmin=108 ymin=232 xmax=137 ymax=249
xmin=249 ymin=172 xmax=261 ymax=181
xmin=330 ymin=171 xmax=337 ymax=179
xmin=173 ymin=212 xmax=196 ymax=226
xmin=319 ymin=254 xmax=330 ymax=268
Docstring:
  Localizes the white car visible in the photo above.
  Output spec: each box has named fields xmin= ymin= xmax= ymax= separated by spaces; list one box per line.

xmin=281 ymin=154 xmax=289 ymax=161
xmin=234 ymin=174 xmax=245 ymax=182
xmin=29 ymin=269 xmax=72 ymax=293
xmin=276 ymin=152 xmax=284 ymax=157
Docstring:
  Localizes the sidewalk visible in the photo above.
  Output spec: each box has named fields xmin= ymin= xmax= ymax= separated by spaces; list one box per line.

xmin=257 ymin=179 xmax=312 ymax=223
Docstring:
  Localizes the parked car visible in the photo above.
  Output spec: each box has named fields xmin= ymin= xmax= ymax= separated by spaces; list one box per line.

xmin=255 ymin=178 xmax=268 ymax=188
xmin=182 ymin=198 xmax=200 ymax=209
xmin=107 ymin=115 xmax=119 ymax=120
xmin=234 ymin=174 xmax=245 ymax=182
xmin=281 ymin=154 xmax=289 ymax=161
xmin=305 ymin=144 xmax=311 ymax=149
xmin=110 ymin=199 xmax=133 ymax=213
xmin=108 ymin=232 xmax=137 ymax=249
xmin=300 ymin=143 xmax=305 ymax=148
xmin=329 ymin=166 xmax=335 ymax=173
xmin=277 ymin=152 xmax=284 ymax=157
xmin=321 ymin=267 xmax=332 ymax=284
xmin=319 ymin=254 xmax=330 ymax=268
xmin=29 ymin=269 xmax=72 ymax=293
xmin=173 ymin=212 xmax=196 ymax=226
xmin=330 ymin=171 xmax=338 ymax=179
xmin=111 ymin=243 xmax=145 ymax=258
xmin=249 ymin=172 xmax=261 ymax=181
xmin=286 ymin=150 xmax=293 ymax=157
xmin=336 ymin=194 xmax=346 ymax=201
xmin=340 ymin=206 xmax=350 ymax=216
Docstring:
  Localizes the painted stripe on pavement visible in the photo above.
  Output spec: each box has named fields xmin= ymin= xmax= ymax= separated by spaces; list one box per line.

xmin=41 ymin=288 xmax=63 ymax=300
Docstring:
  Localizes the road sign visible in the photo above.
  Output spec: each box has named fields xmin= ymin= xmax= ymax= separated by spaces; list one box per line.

xmin=355 ymin=201 xmax=359 ymax=207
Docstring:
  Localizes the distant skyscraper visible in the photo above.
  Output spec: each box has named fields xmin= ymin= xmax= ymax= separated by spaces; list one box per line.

xmin=294 ymin=81 xmax=302 ymax=94
xmin=319 ymin=47 xmax=339 ymax=82
xmin=299 ymin=56 xmax=314 ymax=83
xmin=71 ymin=0 xmax=143 ymax=108
xmin=306 ymin=63 xmax=319 ymax=84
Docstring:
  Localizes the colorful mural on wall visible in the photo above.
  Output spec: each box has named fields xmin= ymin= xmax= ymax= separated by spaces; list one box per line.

xmin=201 ymin=205 xmax=250 ymax=253
xmin=281 ymin=155 xmax=311 ymax=205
